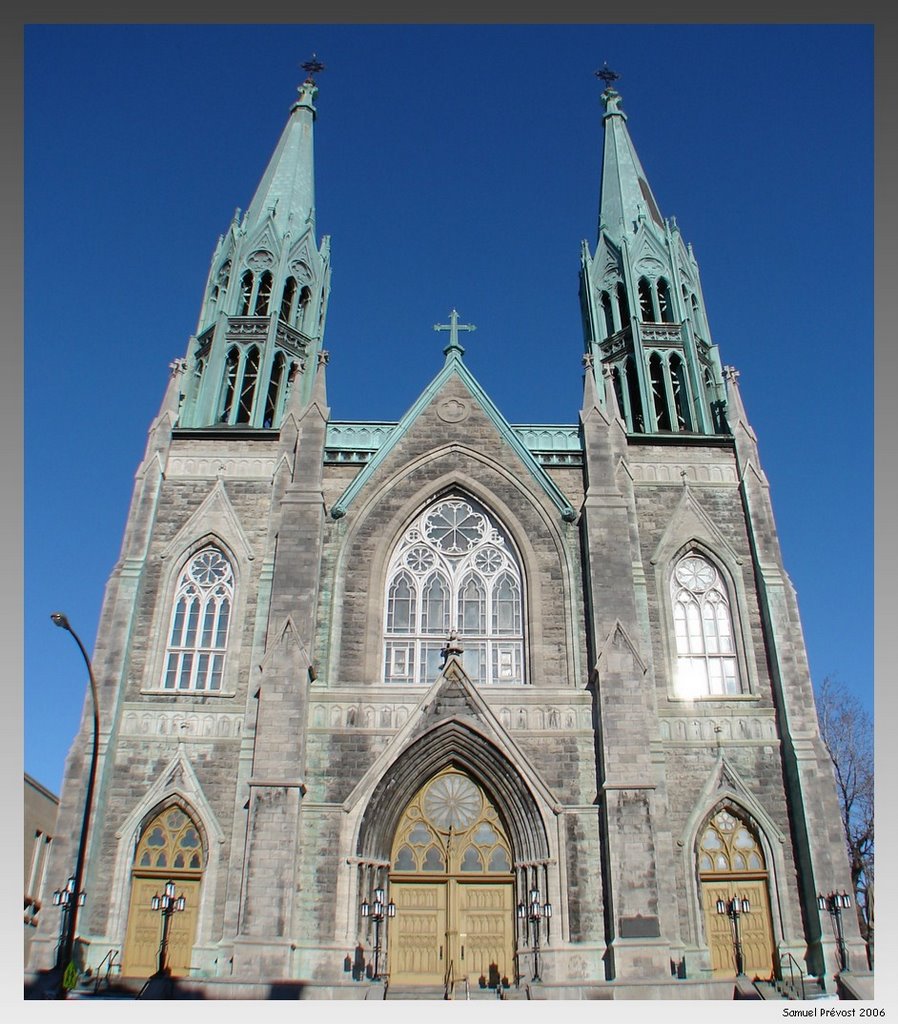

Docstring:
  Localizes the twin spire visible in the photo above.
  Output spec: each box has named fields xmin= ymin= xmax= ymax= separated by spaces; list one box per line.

xmin=174 ymin=60 xmax=734 ymax=439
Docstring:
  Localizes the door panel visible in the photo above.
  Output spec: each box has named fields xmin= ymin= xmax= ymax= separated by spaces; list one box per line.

xmin=121 ymin=877 xmax=201 ymax=978
xmin=456 ymin=881 xmax=514 ymax=984
xmin=389 ymin=882 xmax=447 ymax=985
xmin=702 ymin=879 xmax=774 ymax=979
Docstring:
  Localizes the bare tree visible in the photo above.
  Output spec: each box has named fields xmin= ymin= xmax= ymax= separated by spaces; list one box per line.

xmin=816 ymin=676 xmax=874 ymax=967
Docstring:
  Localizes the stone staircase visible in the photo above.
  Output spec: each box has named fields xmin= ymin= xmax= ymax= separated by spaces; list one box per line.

xmin=752 ymin=976 xmax=835 ymax=1001
xmin=385 ymin=982 xmax=530 ymax=1000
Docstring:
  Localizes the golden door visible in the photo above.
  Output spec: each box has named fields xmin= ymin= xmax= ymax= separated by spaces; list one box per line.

xmin=388 ymin=880 xmax=514 ymax=986
xmin=389 ymin=882 xmax=448 ymax=985
xmin=702 ymin=879 xmax=775 ymax=979
xmin=455 ymin=881 xmax=515 ymax=985
xmin=386 ymin=769 xmax=517 ymax=987
xmin=121 ymin=876 xmax=201 ymax=978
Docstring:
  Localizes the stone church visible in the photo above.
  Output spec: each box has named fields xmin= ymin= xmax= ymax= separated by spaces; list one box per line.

xmin=29 ymin=65 xmax=866 ymax=999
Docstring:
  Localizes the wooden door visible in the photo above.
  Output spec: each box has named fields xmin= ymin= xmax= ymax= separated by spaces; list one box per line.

xmin=389 ymin=882 xmax=448 ymax=985
xmin=702 ymin=880 xmax=775 ymax=979
xmin=121 ymin=876 xmax=201 ymax=978
xmin=455 ymin=881 xmax=515 ymax=985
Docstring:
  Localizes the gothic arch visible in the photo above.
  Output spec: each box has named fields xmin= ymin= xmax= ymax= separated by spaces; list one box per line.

xmin=650 ymin=492 xmax=760 ymax=699
xmin=681 ymin=793 xmax=788 ymax=975
xmin=325 ymin=448 xmax=580 ymax=689
xmin=356 ymin=719 xmax=552 ymax=866
xmin=145 ymin=523 xmax=251 ymax=695
xmin=104 ymin=750 xmax=226 ymax=966
xmin=676 ymin=758 xmax=792 ymax=968
xmin=659 ymin=539 xmax=755 ymax=699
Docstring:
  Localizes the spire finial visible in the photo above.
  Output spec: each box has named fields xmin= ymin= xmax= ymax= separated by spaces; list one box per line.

xmin=301 ymin=53 xmax=325 ymax=84
xmin=434 ymin=308 xmax=476 ymax=360
xmin=595 ymin=63 xmax=621 ymax=91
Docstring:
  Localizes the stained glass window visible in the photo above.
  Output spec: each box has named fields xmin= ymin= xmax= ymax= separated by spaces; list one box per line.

xmin=671 ymin=553 xmax=740 ymax=696
xmin=698 ymin=808 xmax=765 ymax=876
xmin=390 ymin=770 xmax=512 ymax=877
xmin=162 ymin=547 xmax=233 ymax=691
xmin=383 ymin=497 xmax=525 ymax=685
xmin=134 ymin=806 xmax=205 ymax=874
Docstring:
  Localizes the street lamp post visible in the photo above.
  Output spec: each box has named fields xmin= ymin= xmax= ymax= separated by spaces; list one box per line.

xmin=716 ymin=895 xmax=751 ymax=975
xmin=50 ymin=612 xmax=100 ymax=997
xmin=151 ymin=880 xmax=187 ymax=976
xmin=818 ymin=891 xmax=852 ymax=973
xmin=52 ymin=876 xmax=86 ymax=967
xmin=517 ymin=888 xmax=552 ymax=982
xmin=360 ymin=887 xmax=395 ymax=980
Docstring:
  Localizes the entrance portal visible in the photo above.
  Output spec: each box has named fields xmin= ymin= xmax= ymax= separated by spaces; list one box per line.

xmin=387 ymin=769 xmax=515 ymax=987
xmin=698 ymin=807 xmax=775 ymax=979
xmin=121 ymin=806 xmax=203 ymax=978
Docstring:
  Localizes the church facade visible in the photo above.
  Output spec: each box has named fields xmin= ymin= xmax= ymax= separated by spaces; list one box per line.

xmin=29 ymin=68 xmax=866 ymax=998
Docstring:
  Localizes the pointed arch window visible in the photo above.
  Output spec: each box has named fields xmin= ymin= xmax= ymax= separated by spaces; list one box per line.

xmin=616 ymin=283 xmax=631 ymax=329
xmin=383 ymin=497 xmax=525 ymax=685
xmin=625 ymin=354 xmax=644 ymax=433
xmin=135 ymin=806 xmax=205 ymax=872
xmin=220 ymin=347 xmax=239 ymax=422
xmin=238 ymin=271 xmax=254 ymax=316
xmin=254 ymin=271 xmax=273 ymax=316
xmin=297 ymin=286 xmax=312 ymax=333
xmin=279 ymin=277 xmax=297 ymax=323
xmin=650 ymin=352 xmax=672 ymax=430
xmin=162 ymin=547 xmax=234 ymax=691
xmin=600 ymin=291 xmax=615 ymax=337
xmin=236 ymin=346 xmax=260 ymax=424
xmin=671 ymin=553 xmax=740 ymax=696
xmin=657 ymin=278 xmax=674 ymax=323
xmin=670 ymin=354 xmax=692 ymax=430
xmin=264 ymin=352 xmax=286 ymax=428
xmin=638 ymin=277 xmax=654 ymax=321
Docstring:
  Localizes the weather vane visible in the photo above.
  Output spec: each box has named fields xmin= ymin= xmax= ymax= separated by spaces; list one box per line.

xmin=595 ymin=63 xmax=620 ymax=89
xmin=301 ymin=53 xmax=325 ymax=82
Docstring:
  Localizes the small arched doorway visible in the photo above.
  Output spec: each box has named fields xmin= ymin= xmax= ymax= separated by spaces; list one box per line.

xmin=387 ymin=768 xmax=515 ymax=987
xmin=698 ymin=806 xmax=776 ymax=979
xmin=121 ymin=805 xmax=204 ymax=978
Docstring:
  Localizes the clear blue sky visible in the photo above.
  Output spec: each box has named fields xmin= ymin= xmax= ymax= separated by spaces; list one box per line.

xmin=24 ymin=24 xmax=873 ymax=795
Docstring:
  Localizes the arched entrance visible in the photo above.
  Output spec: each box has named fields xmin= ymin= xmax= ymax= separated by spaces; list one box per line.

xmin=121 ymin=805 xmax=204 ymax=978
xmin=387 ymin=768 xmax=516 ymax=987
xmin=698 ymin=806 xmax=775 ymax=979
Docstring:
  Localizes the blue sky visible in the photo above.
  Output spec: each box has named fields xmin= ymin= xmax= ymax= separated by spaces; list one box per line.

xmin=24 ymin=23 xmax=873 ymax=795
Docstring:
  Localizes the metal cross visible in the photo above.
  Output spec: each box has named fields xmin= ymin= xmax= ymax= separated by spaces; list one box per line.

xmin=595 ymin=63 xmax=620 ymax=89
xmin=434 ymin=309 xmax=476 ymax=356
xmin=301 ymin=54 xmax=325 ymax=82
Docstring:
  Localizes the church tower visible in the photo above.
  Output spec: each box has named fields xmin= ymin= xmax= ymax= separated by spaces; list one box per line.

xmin=28 ymin=64 xmax=868 ymax=1000
xmin=179 ymin=65 xmax=331 ymax=429
xmin=580 ymin=72 xmax=726 ymax=435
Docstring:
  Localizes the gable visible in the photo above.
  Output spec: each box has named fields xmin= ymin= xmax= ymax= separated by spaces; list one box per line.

xmin=331 ymin=355 xmax=576 ymax=522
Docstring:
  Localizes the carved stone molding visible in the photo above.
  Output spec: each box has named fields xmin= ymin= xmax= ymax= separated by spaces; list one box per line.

xmin=631 ymin=462 xmax=737 ymax=484
xmin=166 ymin=455 xmax=278 ymax=479
xmin=121 ymin=708 xmax=243 ymax=739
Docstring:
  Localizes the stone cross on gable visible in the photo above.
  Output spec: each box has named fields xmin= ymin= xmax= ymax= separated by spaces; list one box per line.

xmin=434 ymin=309 xmax=476 ymax=358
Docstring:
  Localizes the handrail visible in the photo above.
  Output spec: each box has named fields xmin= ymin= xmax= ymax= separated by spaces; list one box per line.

xmin=779 ymin=951 xmax=806 ymax=1001
xmin=93 ymin=948 xmax=119 ymax=993
xmin=444 ymin=959 xmax=454 ymax=1000
xmin=464 ymin=977 xmax=470 ymax=1000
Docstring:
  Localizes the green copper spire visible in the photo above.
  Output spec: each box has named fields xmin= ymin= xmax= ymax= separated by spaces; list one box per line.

xmin=578 ymin=68 xmax=728 ymax=437
xmin=596 ymin=78 xmax=665 ymax=241
xmin=177 ymin=58 xmax=332 ymax=430
xmin=245 ymin=66 xmax=320 ymax=239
